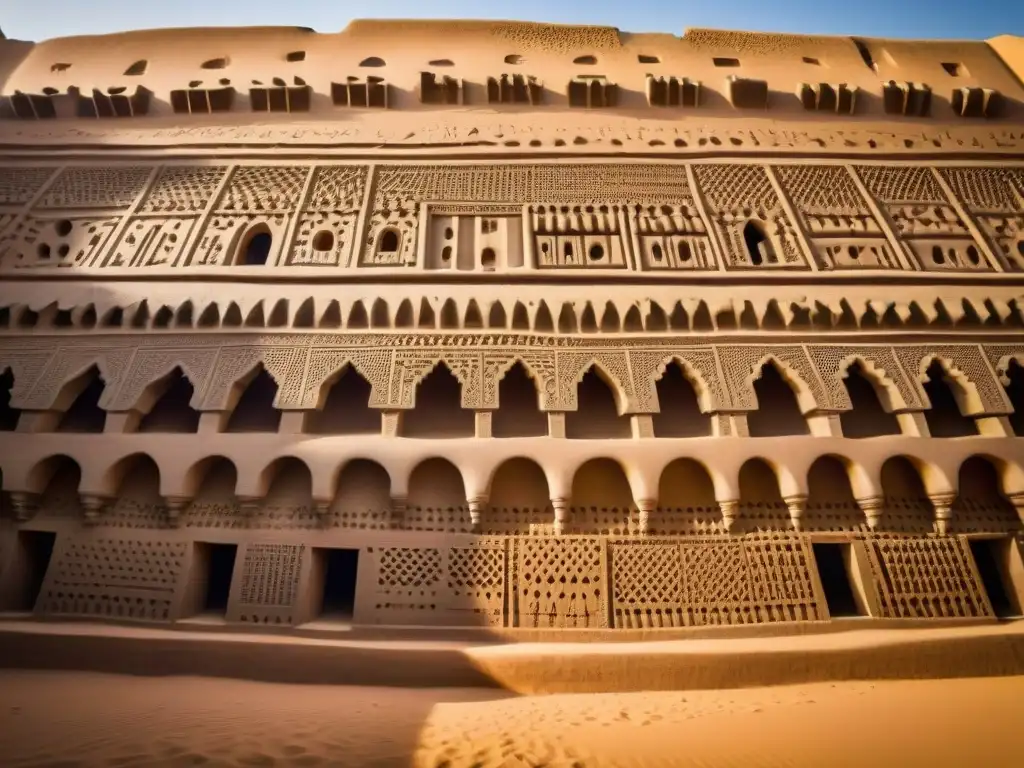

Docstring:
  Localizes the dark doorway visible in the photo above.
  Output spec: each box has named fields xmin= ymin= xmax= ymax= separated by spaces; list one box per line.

xmin=200 ymin=543 xmax=237 ymax=614
xmin=241 ymin=231 xmax=272 ymax=266
xmin=812 ymin=543 xmax=861 ymax=617
xmin=969 ymin=538 xmax=1015 ymax=617
xmin=8 ymin=531 xmax=56 ymax=611
xmin=318 ymin=548 xmax=359 ymax=619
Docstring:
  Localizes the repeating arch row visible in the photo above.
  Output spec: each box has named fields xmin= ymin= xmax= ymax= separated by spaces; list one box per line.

xmin=4 ymin=292 xmax=1024 ymax=334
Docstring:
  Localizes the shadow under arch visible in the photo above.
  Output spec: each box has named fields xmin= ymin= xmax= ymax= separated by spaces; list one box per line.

xmin=405 ymin=457 xmax=469 ymax=532
xmin=654 ymin=458 xmax=721 ymax=534
xmin=737 ymin=457 xmax=791 ymax=533
xmin=485 ymin=456 xmax=551 ymax=534
xmin=953 ymin=454 xmax=1021 ymax=534
xmin=331 ymin=458 xmax=392 ymax=530
xmin=25 ymin=453 xmax=82 ymax=523
xmin=879 ymin=455 xmax=936 ymax=534
xmin=570 ymin=457 xmax=634 ymax=535
xmin=804 ymin=455 xmax=868 ymax=532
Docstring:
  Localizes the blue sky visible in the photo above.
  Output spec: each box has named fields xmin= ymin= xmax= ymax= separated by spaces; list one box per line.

xmin=3 ymin=0 xmax=1023 ymax=41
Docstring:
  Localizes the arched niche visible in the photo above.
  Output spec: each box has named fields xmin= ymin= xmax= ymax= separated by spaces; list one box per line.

xmin=305 ymin=365 xmax=380 ymax=435
xmin=136 ymin=367 xmax=200 ymax=433
xmin=224 ymin=364 xmax=281 ymax=433
xmin=492 ymin=362 xmax=547 ymax=438
xmin=405 ymin=458 xmax=468 ymax=532
xmin=485 ymin=457 xmax=550 ymax=534
xmin=30 ymin=454 xmax=82 ymax=520
xmin=331 ymin=459 xmax=392 ymax=529
xmin=182 ymin=456 xmax=242 ymax=528
xmin=653 ymin=361 xmax=711 ymax=437
xmin=400 ymin=363 xmax=474 ymax=438
xmin=747 ymin=361 xmax=810 ymax=437
xmin=737 ymin=458 xmax=790 ymax=532
xmin=655 ymin=458 xmax=720 ymax=534
xmin=566 ymin=366 xmax=630 ymax=439
xmin=879 ymin=456 xmax=934 ymax=534
xmin=237 ymin=225 xmax=272 ymax=266
xmin=840 ymin=361 xmax=901 ymax=438
xmin=255 ymin=457 xmax=316 ymax=528
xmin=570 ymin=458 xmax=634 ymax=535
xmin=743 ymin=220 xmax=776 ymax=265
xmin=922 ymin=360 xmax=979 ymax=437
xmin=804 ymin=455 xmax=866 ymax=531
xmin=953 ymin=456 xmax=1019 ymax=533
xmin=0 ymin=367 xmax=20 ymax=431
xmin=106 ymin=454 xmax=164 ymax=526
xmin=53 ymin=364 xmax=107 ymax=433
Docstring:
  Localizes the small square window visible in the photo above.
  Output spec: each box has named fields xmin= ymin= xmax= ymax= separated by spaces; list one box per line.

xmin=713 ymin=57 xmax=740 ymax=67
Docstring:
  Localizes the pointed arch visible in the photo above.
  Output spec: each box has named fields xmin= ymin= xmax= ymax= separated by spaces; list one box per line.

xmin=839 ymin=359 xmax=902 ymax=438
xmin=645 ymin=302 xmax=668 ymax=331
xmin=440 ymin=298 xmax=459 ymax=329
xmin=668 ymin=301 xmax=688 ymax=330
xmin=224 ymin=363 xmax=281 ymax=433
xmin=653 ymin=358 xmax=712 ymax=437
xmin=243 ymin=302 xmax=265 ymax=328
xmin=320 ymin=300 xmax=342 ymax=328
xmin=599 ymin=302 xmax=620 ymax=333
xmin=347 ymin=300 xmax=369 ymax=329
xmin=557 ymin=303 xmax=578 ymax=333
xmin=197 ymin=302 xmax=220 ymax=328
xmin=293 ymin=298 xmax=315 ymax=328
xmin=921 ymin=358 xmax=979 ymax=437
xmin=747 ymin=359 xmax=811 ymax=437
xmin=622 ymin=305 xmax=643 ymax=332
xmin=401 ymin=362 xmax=474 ymax=438
xmin=534 ymin=301 xmax=554 ymax=332
xmin=395 ymin=299 xmax=415 ymax=328
xmin=153 ymin=305 xmax=174 ymax=328
xmin=487 ymin=301 xmax=507 ymax=329
xmin=53 ymin=364 xmax=107 ymax=433
xmin=413 ymin=298 xmax=434 ymax=329
xmin=135 ymin=366 xmax=200 ymax=433
xmin=222 ymin=302 xmax=243 ymax=327
xmin=370 ymin=298 xmax=389 ymax=328
xmin=493 ymin=361 xmax=546 ymax=437
xmin=511 ymin=301 xmax=530 ymax=330
xmin=464 ymin=299 xmax=483 ymax=329
xmin=305 ymin=363 xmax=379 ymax=435
xmin=580 ymin=303 xmax=599 ymax=333
xmin=175 ymin=300 xmax=195 ymax=327
xmin=567 ymin=363 xmax=631 ymax=439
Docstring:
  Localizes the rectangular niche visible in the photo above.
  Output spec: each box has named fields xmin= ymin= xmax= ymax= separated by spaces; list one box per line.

xmin=312 ymin=548 xmax=360 ymax=621
xmin=0 ymin=530 xmax=57 ymax=612
xmin=811 ymin=542 xmax=871 ymax=618
xmin=186 ymin=542 xmax=238 ymax=618
xmin=425 ymin=211 xmax=524 ymax=271
xmin=968 ymin=537 xmax=1023 ymax=618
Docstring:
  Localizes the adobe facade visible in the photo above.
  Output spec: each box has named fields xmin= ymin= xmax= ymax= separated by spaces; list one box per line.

xmin=0 ymin=20 xmax=1022 ymax=633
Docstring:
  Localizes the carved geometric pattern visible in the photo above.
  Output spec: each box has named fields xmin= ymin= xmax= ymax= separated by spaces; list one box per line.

xmin=628 ymin=347 xmax=728 ymax=412
xmin=892 ymin=344 xmax=1011 ymax=415
xmin=201 ymin=345 xmax=308 ymax=410
xmin=37 ymin=538 xmax=186 ymax=622
xmin=138 ymin=166 xmax=228 ymax=213
xmin=983 ymin=344 xmax=1024 ymax=384
xmin=937 ymin=167 xmax=1022 ymax=212
xmin=0 ymin=350 xmax=54 ymax=401
xmin=107 ymin=347 xmax=220 ymax=410
xmin=237 ymin=544 xmax=303 ymax=626
xmin=679 ymin=539 xmax=753 ymax=624
xmin=300 ymin=348 xmax=393 ymax=409
xmin=38 ymin=167 xmax=152 ymax=209
xmin=515 ymin=537 xmax=605 ymax=629
xmin=216 ymin=166 xmax=308 ymax=212
xmin=444 ymin=545 xmax=506 ymax=627
xmin=806 ymin=345 xmax=922 ymax=410
xmin=0 ymin=167 xmax=55 ymax=206
xmin=554 ymin=350 xmax=636 ymax=412
xmin=775 ymin=165 xmax=872 ymax=213
xmin=307 ymin=166 xmax=368 ymax=211
xmin=610 ymin=541 xmax=684 ymax=628
xmin=743 ymin=535 xmax=821 ymax=619
xmin=866 ymin=536 xmax=989 ymax=619
xmin=20 ymin=346 xmax=136 ymax=410
xmin=392 ymin=351 xmax=483 ymax=409
xmin=717 ymin=344 xmax=830 ymax=411
xmin=855 ymin=166 xmax=948 ymax=203
xmin=378 ymin=548 xmax=441 ymax=587
xmin=482 ymin=351 xmax=556 ymax=410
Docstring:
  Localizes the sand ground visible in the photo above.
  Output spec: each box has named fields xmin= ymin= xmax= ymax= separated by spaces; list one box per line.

xmin=0 ymin=671 xmax=1020 ymax=768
